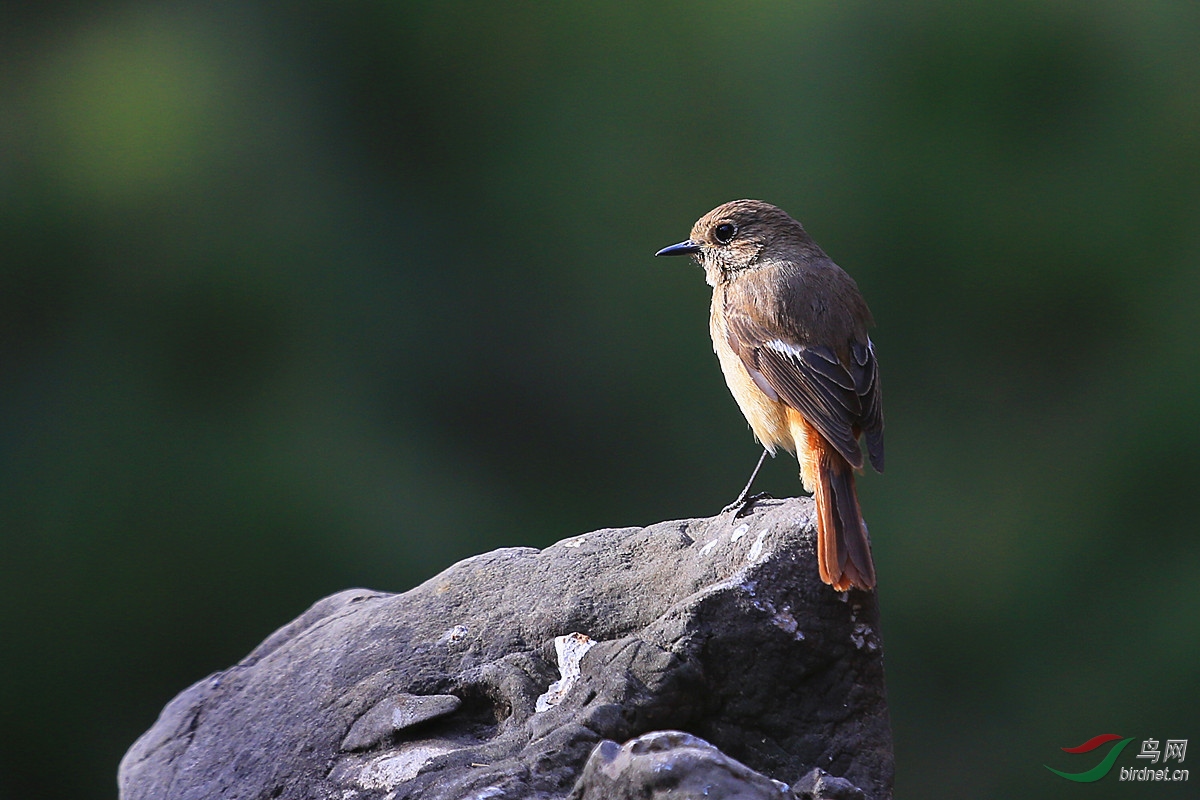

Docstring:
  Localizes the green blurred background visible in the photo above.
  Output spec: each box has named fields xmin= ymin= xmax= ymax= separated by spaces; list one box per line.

xmin=2 ymin=2 xmax=1198 ymax=798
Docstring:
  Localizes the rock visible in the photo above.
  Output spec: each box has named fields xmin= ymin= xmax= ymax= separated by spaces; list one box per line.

xmin=794 ymin=767 xmax=868 ymax=800
xmin=119 ymin=497 xmax=893 ymax=800
xmin=341 ymin=693 xmax=463 ymax=751
xmin=571 ymin=730 xmax=793 ymax=799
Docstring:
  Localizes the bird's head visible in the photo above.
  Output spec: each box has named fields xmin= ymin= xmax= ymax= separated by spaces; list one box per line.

xmin=655 ymin=199 xmax=811 ymax=287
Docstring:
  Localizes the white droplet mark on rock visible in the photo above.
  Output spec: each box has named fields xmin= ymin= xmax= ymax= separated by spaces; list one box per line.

xmin=535 ymin=632 xmax=596 ymax=712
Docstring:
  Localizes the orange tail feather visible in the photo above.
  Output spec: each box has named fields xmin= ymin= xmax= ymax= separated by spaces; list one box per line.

xmin=812 ymin=447 xmax=876 ymax=592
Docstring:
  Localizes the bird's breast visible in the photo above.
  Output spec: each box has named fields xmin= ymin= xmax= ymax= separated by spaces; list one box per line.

xmin=709 ymin=290 xmax=795 ymax=456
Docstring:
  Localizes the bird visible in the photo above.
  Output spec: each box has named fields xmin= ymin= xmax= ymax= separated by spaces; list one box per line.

xmin=656 ymin=199 xmax=884 ymax=591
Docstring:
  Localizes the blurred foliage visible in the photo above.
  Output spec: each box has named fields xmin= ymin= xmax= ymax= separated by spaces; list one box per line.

xmin=2 ymin=2 xmax=1198 ymax=798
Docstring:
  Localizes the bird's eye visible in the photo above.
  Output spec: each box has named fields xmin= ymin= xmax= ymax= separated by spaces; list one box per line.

xmin=714 ymin=222 xmax=737 ymax=244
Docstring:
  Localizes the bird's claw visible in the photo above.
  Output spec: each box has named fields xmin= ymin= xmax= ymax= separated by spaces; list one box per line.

xmin=722 ymin=491 xmax=774 ymax=518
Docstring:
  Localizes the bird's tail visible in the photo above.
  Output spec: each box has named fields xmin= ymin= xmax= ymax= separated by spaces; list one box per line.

xmin=812 ymin=447 xmax=876 ymax=592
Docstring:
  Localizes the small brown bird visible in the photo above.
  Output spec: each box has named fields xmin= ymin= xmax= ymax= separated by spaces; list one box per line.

xmin=657 ymin=200 xmax=884 ymax=591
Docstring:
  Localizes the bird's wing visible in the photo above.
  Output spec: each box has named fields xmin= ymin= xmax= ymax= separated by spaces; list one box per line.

xmin=725 ymin=311 xmax=884 ymax=472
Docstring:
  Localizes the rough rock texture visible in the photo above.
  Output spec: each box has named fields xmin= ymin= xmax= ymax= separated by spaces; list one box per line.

xmin=119 ymin=497 xmax=893 ymax=800
xmin=571 ymin=731 xmax=797 ymax=800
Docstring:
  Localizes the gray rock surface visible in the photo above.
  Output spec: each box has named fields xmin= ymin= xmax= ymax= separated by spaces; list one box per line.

xmin=571 ymin=730 xmax=795 ymax=800
xmin=119 ymin=497 xmax=893 ymax=799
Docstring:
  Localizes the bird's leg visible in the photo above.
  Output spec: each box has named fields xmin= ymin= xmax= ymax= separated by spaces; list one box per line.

xmin=722 ymin=448 xmax=774 ymax=517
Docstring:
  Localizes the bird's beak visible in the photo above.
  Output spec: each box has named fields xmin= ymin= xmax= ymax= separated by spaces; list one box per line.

xmin=655 ymin=239 xmax=702 ymax=257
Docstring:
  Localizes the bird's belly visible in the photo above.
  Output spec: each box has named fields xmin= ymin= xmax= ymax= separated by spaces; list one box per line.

xmin=713 ymin=333 xmax=795 ymax=456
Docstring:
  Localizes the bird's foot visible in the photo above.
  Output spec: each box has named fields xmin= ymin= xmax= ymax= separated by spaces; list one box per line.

xmin=722 ymin=491 xmax=774 ymax=518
